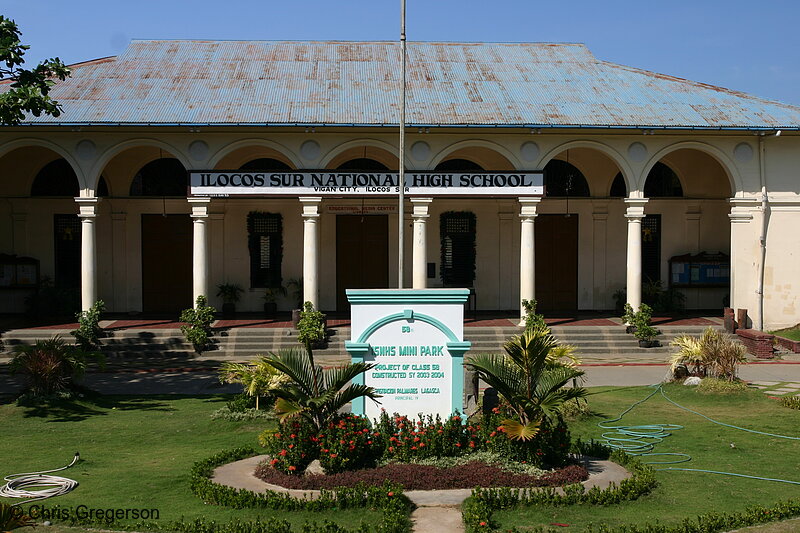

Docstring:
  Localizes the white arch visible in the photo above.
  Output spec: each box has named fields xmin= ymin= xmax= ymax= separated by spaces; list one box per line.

xmin=641 ymin=141 xmax=741 ymax=195
xmin=538 ymin=140 xmax=635 ymax=195
xmin=89 ymin=138 xmax=191 ymax=191
xmin=0 ymin=138 xmax=87 ymax=190
xmin=208 ymin=138 xmax=302 ymax=169
xmin=429 ymin=139 xmax=522 ymax=170
xmin=319 ymin=138 xmax=409 ymax=169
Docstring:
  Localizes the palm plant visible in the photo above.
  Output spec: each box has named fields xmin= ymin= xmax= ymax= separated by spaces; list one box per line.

xmin=218 ymin=356 xmax=289 ymax=410
xmin=466 ymin=325 xmax=586 ymax=441
xmin=262 ymin=347 xmax=380 ymax=432
xmin=670 ymin=327 xmax=746 ymax=381
xmin=10 ymin=336 xmax=103 ymax=397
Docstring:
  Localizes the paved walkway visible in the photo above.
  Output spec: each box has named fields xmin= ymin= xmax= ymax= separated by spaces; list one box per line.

xmin=212 ymin=454 xmax=630 ymax=533
xmin=3 ymin=363 xmax=800 ymax=397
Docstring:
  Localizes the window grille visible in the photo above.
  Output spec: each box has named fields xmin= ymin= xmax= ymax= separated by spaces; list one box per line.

xmin=248 ymin=212 xmax=282 ymax=288
xmin=440 ymin=211 xmax=476 ymax=287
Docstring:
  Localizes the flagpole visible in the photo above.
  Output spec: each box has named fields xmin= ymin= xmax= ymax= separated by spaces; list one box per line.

xmin=397 ymin=0 xmax=406 ymax=288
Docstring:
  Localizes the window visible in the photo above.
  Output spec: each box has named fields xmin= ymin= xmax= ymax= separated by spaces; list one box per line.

xmin=543 ymin=159 xmax=590 ymax=197
xmin=31 ymin=159 xmax=80 ymax=197
xmin=129 ymin=158 xmax=187 ymax=196
xmin=644 ymin=162 xmax=683 ymax=197
xmin=641 ymin=214 xmax=661 ymax=284
xmin=54 ymin=214 xmax=81 ymax=289
xmin=440 ymin=211 xmax=476 ymax=287
xmin=247 ymin=212 xmax=282 ymax=288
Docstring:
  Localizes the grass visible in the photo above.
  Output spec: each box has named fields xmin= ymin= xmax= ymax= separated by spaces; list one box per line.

xmin=492 ymin=384 xmax=800 ymax=531
xmin=770 ymin=326 xmax=800 ymax=342
xmin=0 ymin=391 xmax=382 ymax=531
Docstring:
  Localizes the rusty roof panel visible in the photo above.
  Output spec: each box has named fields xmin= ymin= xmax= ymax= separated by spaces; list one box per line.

xmin=5 ymin=40 xmax=799 ymax=128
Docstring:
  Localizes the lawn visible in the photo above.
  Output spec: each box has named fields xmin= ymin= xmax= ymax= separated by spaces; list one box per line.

xmin=492 ymin=384 xmax=800 ymax=531
xmin=0 ymin=392 xmax=383 ymax=531
xmin=770 ymin=326 xmax=800 ymax=342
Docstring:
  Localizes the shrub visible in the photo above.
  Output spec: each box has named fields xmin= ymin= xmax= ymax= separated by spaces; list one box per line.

xmin=630 ymin=303 xmax=660 ymax=342
xmin=227 ymin=392 xmax=257 ymax=412
xmin=210 ymin=406 xmax=276 ymax=421
xmin=376 ymin=411 xmax=469 ymax=461
xmin=219 ymin=357 xmax=288 ymax=410
xmin=318 ymin=414 xmax=385 ymax=474
xmin=670 ymin=327 xmax=747 ymax=381
xmin=696 ymin=377 xmax=749 ymax=394
xmin=477 ymin=408 xmax=573 ymax=467
xmin=263 ymin=348 xmax=378 ymax=433
xmin=0 ymin=503 xmax=34 ymax=532
xmin=521 ymin=299 xmax=546 ymax=330
xmin=71 ymin=299 xmax=105 ymax=351
xmin=180 ymin=295 xmax=216 ymax=353
xmin=258 ymin=417 xmax=320 ymax=475
xmin=296 ymin=301 xmax=326 ymax=351
xmin=466 ymin=325 xmax=586 ymax=443
xmin=10 ymin=336 xmax=103 ymax=397
xmin=779 ymin=396 xmax=800 ymax=410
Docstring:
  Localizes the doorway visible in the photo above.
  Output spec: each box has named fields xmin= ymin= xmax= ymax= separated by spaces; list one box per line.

xmin=336 ymin=215 xmax=389 ymax=311
xmin=141 ymin=214 xmax=192 ymax=314
xmin=535 ymin=214 xmax=578 ymax=313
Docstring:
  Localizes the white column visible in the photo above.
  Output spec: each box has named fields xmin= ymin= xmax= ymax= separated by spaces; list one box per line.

xmin=411 ymin=197 xmax=432 ymax=289
xmin=189 ymin=198 xmax=211 ymax=306
xmin=624 ymin=197 xmax=648 ymax=311
xmin=300 ymin=197 xmax=322 ymax=309
xmin=75 ymin=197 xmax=100 ymax=311
xmin=518 ymin=197 xmax=541 ymax=323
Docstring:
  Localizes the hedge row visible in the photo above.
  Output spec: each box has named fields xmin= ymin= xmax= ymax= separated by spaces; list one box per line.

xmin=461 ymin=444 xmax=800 ymax=533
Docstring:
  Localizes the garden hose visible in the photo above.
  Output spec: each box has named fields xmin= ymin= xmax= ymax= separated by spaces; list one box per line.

xmin=0 ymin=453 xmax=80 ymax=506
xmin=597 ymin=385 xmax=800 ymax=485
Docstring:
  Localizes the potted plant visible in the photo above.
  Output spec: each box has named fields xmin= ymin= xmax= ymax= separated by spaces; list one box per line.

xmin=297 ymin=301 xmax=327 ymax=351
xmin=622 ymin=302 xmax=636 ymax=334
xmin=631 ymin=303 xmax=661 ymax=348
xmin=262 ymin=285 xmax=287 ymax=318
xmin=216 ymin=283 xmax=243 ymax=318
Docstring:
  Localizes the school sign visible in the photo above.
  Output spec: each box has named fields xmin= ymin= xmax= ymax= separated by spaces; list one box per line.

xmin=345 ymin=289 xmax=471 ymax=420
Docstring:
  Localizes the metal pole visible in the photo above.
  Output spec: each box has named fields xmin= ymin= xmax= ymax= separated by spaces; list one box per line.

xmin=397 ymin=0 xmax=406 ymax=288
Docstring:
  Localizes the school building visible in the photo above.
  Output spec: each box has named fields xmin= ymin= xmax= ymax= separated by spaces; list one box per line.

xmin=0 ymin=40 xmax=798 ymax=330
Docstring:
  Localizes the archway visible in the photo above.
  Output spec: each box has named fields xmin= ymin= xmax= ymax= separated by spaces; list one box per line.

xmin=639 ymin=148 xmax=733 ymax=311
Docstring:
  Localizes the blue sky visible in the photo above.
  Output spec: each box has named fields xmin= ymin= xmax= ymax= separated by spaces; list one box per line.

xmin=4 ymin=0 xmax=799 ymax=106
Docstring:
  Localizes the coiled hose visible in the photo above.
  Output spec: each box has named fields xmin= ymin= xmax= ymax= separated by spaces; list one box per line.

xmin=597 ymin=385 xmax=800 ymax=485
xmin=0 ymin=453 xmax=80 ymax=506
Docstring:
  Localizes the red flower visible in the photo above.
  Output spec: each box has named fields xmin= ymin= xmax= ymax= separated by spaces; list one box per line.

xmin=288 ymin=465 xmax=296 ymax=471
xmin=322 ymin=449 xmax=329 ymax=453
xmin=330 ymin=453 xmax=338 ymax=458
xmin=413 ymin=437 xmax=420 ymax=442
xmin=479 ymin=521 xmax=487 ymax=526
xmin=279 ymin=449 xmax=287 ymax=456
xmin=419 ymin=442 xmax=425 ymax=447
xmin=270 ymin=458 xmax=279 ymax=465
xmin=388 ymin=446 xmax=394 ymax=452
xmin=490 ymin=431 xmax=497 ymax=437
xmin=455 ymin=443 xmax=462 ymax=448
xmin=288 ymin=444 xmax=294 ymax=449
xmin=290 ymin=434 xmax=296 ymax=438
xmin=388 ymin=491 xmax=394 ymax=497
xmin=469 ymin=441 xmax=476 ymax=448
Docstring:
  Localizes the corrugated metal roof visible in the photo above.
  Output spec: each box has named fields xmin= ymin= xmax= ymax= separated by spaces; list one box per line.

xmin=6 ymin=40 xmax=800 ymax=128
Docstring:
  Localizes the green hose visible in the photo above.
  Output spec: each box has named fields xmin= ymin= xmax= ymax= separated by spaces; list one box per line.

xmin=596 ymin=384 xmax=800 ymax=484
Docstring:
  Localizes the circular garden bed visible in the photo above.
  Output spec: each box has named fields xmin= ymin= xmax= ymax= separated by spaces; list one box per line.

xmin=254 ymin=460 xmax=588 ymax=490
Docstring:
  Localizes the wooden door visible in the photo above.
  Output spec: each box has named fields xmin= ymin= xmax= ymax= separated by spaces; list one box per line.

xmin=535 ymin=214 xmax=578 ymax=313
xmin=141 ymin=214 xmax=192 ymax=314
xmin=336 ymin=215 xmax=389 ymax=311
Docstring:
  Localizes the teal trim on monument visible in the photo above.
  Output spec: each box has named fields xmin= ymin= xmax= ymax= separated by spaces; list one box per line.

xmin=356 ymin=311 xmax=461 ymax=344
xmin=446 ymin=342 xmax=470 ymax=414
xmin=352 ymin=356 xmax=366 ymax=415
xmin=346 ymin=288 xmax=470 ymax=304
xmin=344 ymin=341 xmax=371 ymax=354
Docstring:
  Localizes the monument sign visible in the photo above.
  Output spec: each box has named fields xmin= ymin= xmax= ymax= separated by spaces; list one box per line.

xmin=345 ymin=289 xmax=471 ymax=420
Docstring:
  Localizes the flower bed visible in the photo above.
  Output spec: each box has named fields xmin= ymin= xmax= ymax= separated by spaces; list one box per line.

xmin=254 ymin=460 xmax=588 ymax=491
